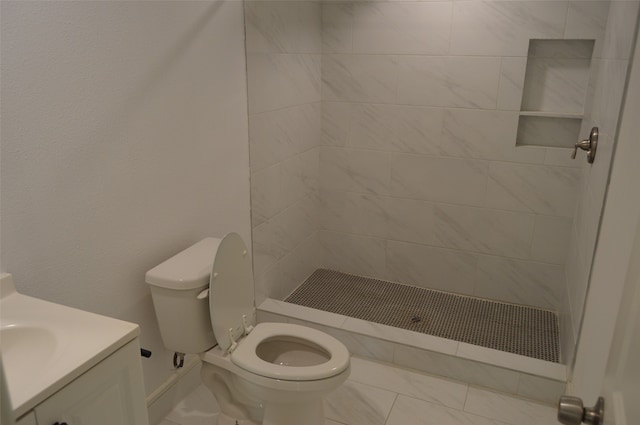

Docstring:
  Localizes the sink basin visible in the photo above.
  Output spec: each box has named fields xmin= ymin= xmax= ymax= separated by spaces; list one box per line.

xmin=1 ymin=325 xmax=59 ymax=387
xmin=0 ymin=273 xmax=140 ymax=417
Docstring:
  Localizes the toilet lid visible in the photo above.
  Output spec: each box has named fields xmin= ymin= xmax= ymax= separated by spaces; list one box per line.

xmin=209 ymin=232 xmax=255 ymax=352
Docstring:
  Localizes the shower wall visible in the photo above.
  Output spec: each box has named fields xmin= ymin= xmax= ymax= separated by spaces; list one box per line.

xmin=246 ymin=2 xmax=323 ymax=304
xmin=317 ymin=2 xmax=604 ymax=311
xmin=245 ymin=0 xmax=639 ymax=365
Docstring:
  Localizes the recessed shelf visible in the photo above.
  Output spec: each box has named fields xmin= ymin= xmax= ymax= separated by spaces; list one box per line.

xmin=516 ymin=115 xmax=582 ymax=148
xmin=519 ymin=111 xmax=584 ymax=119
xmin=516 ymin=39 xmax=595 ymax=149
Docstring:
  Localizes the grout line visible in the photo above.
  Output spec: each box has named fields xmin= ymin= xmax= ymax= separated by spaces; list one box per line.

xmin=383 ymin=393 xmax=400 ymax=425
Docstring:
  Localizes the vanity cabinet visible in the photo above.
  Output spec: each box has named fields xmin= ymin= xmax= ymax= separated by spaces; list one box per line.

xmin=17 ymin=340 xmax=148 ymax=425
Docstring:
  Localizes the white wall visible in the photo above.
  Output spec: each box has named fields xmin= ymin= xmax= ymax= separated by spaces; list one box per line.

xmin=571 ymin=22 xmax=640 ymax=403
xmin=0 ymin=0 xmax=251 ymax=398
xmin=562 ymin=0 xmax=640 ymax=367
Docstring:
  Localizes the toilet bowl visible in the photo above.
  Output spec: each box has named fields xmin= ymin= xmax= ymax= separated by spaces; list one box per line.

xmin=146 ymin=234 xmax=350 ymax=425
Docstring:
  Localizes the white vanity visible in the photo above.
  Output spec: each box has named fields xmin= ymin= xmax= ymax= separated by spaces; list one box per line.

xmin=0 ymin=273 xmax=149 ymax=425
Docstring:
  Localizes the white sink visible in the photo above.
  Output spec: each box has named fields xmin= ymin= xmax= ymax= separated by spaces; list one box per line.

xmin=1 ymin=324 xmax=60 ymax=388
xmin=0 ymin=273 xmax=139 ymax=418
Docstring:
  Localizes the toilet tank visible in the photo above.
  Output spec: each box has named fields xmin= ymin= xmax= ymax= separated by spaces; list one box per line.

xmin=145 ymin=238 xmax=222 ymax=354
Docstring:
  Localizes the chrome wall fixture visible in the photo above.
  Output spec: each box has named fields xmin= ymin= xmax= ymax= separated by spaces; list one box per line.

xmin=572 ymin=127 xmax=599 ymax=164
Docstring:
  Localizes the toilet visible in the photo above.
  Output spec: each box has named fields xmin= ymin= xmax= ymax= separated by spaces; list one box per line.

xmin=146 ymin=234 xmax=350 ymax=425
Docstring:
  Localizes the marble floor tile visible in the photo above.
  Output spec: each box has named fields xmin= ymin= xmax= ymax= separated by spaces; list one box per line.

xmin=164 ymin=385 xmax=218 ymax=425
xmin=348 ymin=357 xmax=468 ymax=410
xmin=161 ymin=357 xmax=562 ymax=425
xmin=464 ymin=387 xmax=557 ymax=425
xmin=386 ymin=395 xmax=509 ymax=425
xmin=324 ymin=380 xmax=397 ymax=425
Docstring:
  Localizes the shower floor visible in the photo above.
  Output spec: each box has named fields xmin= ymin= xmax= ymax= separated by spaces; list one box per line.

xmin=285 ymin=269 xmax=559 ymax=363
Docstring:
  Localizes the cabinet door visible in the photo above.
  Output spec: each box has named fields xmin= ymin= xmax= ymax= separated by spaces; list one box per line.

xmin=35 ymin=340 xmax=148 ymax=425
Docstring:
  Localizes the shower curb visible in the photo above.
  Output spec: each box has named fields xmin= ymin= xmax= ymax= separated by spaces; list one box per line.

xmin=257 ymin=298 xmax=567 ymax=406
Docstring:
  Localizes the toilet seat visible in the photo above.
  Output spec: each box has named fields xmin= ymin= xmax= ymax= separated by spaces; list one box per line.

xmin=231 ymin=322 xmax=350 ymax=381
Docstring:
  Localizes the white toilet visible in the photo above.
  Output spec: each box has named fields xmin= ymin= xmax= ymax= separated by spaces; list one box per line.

xmin=146 ymin=233 xmax=350 ymax=425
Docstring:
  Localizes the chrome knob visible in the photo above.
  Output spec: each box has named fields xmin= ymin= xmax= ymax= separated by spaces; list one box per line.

xmin=557 ymin=396 xmax=604 ymax=425
xmin=571 ymin=127 xmax=598 ymax=163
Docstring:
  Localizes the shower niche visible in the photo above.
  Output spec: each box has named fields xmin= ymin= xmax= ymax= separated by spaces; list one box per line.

xmin=516 ymin=39 xmax=595 ymax=148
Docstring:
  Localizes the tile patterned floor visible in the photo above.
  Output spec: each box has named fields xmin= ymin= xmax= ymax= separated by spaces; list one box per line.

xmin=157 ymin=357 xmax=558 ymax=425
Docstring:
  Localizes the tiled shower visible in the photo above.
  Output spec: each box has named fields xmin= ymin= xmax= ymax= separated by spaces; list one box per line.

xmin=246 ymin=0 xmax=639 ymax=369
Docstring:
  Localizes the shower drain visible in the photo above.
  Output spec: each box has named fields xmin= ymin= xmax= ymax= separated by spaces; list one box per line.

xmin=285 ymin=268 xmax=560 ymax=362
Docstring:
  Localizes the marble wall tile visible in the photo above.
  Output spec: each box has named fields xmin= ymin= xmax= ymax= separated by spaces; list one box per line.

xmin=384 ymin=197 xmax=435 ymax=244
xmin=544 ymin=147 xmax=581 ymax=168
xmin=298 ymin=2 xmax=322 ymax=54
xmin=320 ymin=147 xmax=391 ymax=195
xmin=249 ymin=112 xmax=290 ymax=172
xmin=322 ymin=3 xmax=353 ymax=54
xmin=256 ymin=309 xmax=289 ymax=324
xmin=475 ymin=255 xmax=564 ymax=309
xmin=245 ymin=2 xmax=321 ymax=54
xmin=318 ymin=230 xmax=387 ymax=277
xmin=321 ymin=192 xmax=435 ymax=243
xmin=323 ymin=327 xmax=396 ymax=362
xmin=464 ymin=387 xmax=557 ymax=425
xmin=565 ymin=224 xmax=590 ymax=335
xmin=391 ymin=154 xmax=488 ymax=206
xmin=387 ymin=395 xmax=502 ymax=425
xmin=531 ymin=215 xmax=573 ymax=265
xmin=456 ymin=343 xmax=567 ymax=381
xmin=254 ymin=262 xmax=280 ymax=306
xmin=393 ymin=106 xmax=444 ymax=156
xmin=245 ymin=2 xmax=300 ymax=54
xmin=517 ymin=374 xmax=566 ymax=406
xmin=351 ymin=3 xmax=452 ymax=55
xmin=497 ymin=57 xmax=527 ymax=111
xmin=249 ymin=102 xmax=320 ymax=172
xmin=564 ymin=1 xmax=609 ymax=57
xmin=450 ymin=1 xmax=567 ymax=57
xmin=386 ymin=241 xmax=478 ymax=295
xmin=600 ymin=1 xmax=640 ymax=60
xmin=321 ymin=101 xmax=354 ymax=147
xmin=515 ymin=115 xmax=582 ymax=149
xmin=393 ymin=344 xmax=521 ymax=394
xmin=434 ymin=204 xmax=535 ymax=259
xmin=397 ymin=56 xmax=501 ymax=109
xmin=521 ymin=57 xmax=593 ymax=114
xmin=440 ymin=109 xmax=544 ymax=164
xmin=251 ymin=164 xmax=281 ymax=226
xmin=559 ymin=282 xmax=577 ymax=366
xmin=342 ymin=318 xmax=459 ymax=355
xmin=325 ymin=103 xmax=445 ymax=155
xmin=262 ymin=299 xmax=348 ymax=328
xmin=277 ymin=232 xmax=321 ymax=298
xmin=281 ymin=149 xmax=319 ymax=208
xmin=344 ymin=193 xmax=389 ymax=239
xmin=348 ymin=103 xmax=398 ymax=150
xmin=319 ymin=190 xmax=354 ymax=233
xmin=273 ymin=197 xmax=318 ymax=253
xmin=252 ymin=219 xmax=286 ymax=278
xmin=324 ymin=381 xmax=396 ymax=425
xmin=587 ymin=59 xmax=629 ymax=143
xmin=322 ymin=54 xmax=399 ymax=103
xmin=247 ymin=53 xmax=321 ymax=114
xmin=484 ymin=162 xmax=580 ymax=217
xmin=349 ymin=358 xmax=468 ymax=410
